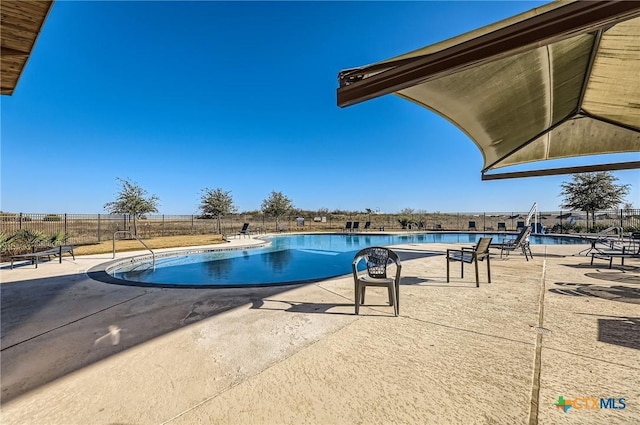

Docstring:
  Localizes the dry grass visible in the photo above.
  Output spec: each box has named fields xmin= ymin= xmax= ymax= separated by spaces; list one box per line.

xmin=73 ymin=234 xmax=226 ymax=255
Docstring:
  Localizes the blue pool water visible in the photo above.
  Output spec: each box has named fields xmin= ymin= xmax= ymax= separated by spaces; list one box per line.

xmin=109 ymin=233 xmax=588 ymax=287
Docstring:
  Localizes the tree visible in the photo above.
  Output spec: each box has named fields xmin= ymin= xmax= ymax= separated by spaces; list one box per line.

xmin=261 ymin=191 xmax=294 ymax=230
xmin=560 ymin=172 xmax=630 ymax=231
xmin=104 ymin=178 xmax=160 ymax=236
xmin=199 ymin=187 xmax=237 ymax=234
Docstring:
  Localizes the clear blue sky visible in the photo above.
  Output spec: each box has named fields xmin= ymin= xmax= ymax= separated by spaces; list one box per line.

xmin=2 ymin=1 xmax=638 ymax=215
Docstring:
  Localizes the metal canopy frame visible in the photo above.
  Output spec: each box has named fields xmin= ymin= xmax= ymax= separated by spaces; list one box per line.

xmin=336 ymin=1 xmax=640 ymax=179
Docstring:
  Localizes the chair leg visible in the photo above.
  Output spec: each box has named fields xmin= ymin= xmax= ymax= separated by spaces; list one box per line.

xmin=487 ymin=256 xmax=491 ymax=283
xmin=387 ymin=286 xmax=394 ymax=307
xmin=360 ymin=286 xmax=366 ymax=304
xmin=390 ymin=284 xmax=398 ymax=317
xmin=446 ymin=258 xmax=450 ymax=283
xmin=395 ymin=280 xmax=400 ymax=315
xmin=460 ymin=260 xmax=464 ymax=278
xmin=355 ymin=282 xmax=360 ymax=315
xmin=474 ymin=260 xmax=479 ymax=287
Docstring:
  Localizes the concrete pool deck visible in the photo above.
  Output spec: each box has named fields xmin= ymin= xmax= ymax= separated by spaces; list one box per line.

xmin=1 ymin=236 xmax=638 ymax=424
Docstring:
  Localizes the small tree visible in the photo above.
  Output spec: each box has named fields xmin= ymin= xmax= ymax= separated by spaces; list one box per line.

xmin=104 ymin=178 xmax=160 ymax=236
xmin=560 ymin=172 xmax=630 ymax=232
xmin=199 ymin=187 xmax=237 ymax=234
xmin=261 ymin=191 xmax=294 ymax=230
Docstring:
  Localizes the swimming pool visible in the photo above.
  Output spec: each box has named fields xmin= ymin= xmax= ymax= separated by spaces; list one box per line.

xmin=94 ymin=232 xmax=589 ymax=288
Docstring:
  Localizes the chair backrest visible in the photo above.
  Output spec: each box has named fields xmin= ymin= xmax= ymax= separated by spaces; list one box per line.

xmin=364 ymin=221 xmax=371 ymax=229
xmin=469 ymin=221 xmax=476 ymax=229
xmin=498 ymin=222 xmax=506 ymax=230
xmin=353 ymin=246 xmax=400 ymax=278
xmin=516 ymin=221 xmax=525 ymax=229
xmin=513 ymin=226 xmax=531 ymax=246
xmin=475 ymin=237 xmax=493 ymax=259
xmin=345 ymin=221 xmax=352 ymax=229
xmin=240 ymin=223 xmax=249 ymax=232
xmin=352 ymin=221 xmax=360 ymax=230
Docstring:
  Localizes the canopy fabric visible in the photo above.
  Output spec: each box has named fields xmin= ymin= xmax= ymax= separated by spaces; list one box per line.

xmin=337 ymin=0 xmax=640 ymax=179
xmin=0 ymin=0 xmax=54 ymax=96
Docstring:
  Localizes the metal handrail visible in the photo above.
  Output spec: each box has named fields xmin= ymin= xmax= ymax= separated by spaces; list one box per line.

xmin=526 ymin=202 xmax=539 ymax=233
xmin=112 ymin=231 xmax=155 ymax=270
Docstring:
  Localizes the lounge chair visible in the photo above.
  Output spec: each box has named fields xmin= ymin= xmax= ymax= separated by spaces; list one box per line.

xmin=343 ymin=221 xmax=352 ymax=232
xmin=590 ymin=233 xmax=640 ymax=268
xmin=468 ymin=221 xmax=477 ymax=231
xmin=446 ymin=237 xmax=492 ymax=287
xmin=363 ymin=221 xmax=371 ymax=231
xmin=352 ymin=221 xmax=360 ymax=232
xmin=10 ymin=245 xmax=75 ymax=269
xmin=352 ymin=246 xmax=402 ymax=316
xmin=497 ymin=222 xmax=507 ymax=232
xmin=497 ymin=226 xmax=532 ymax=261
xmin=236 ymin=223 xmax=250 ymax=238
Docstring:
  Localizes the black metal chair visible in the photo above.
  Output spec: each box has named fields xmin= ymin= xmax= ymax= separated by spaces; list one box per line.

xmin=468 ymin=221 xmax=477 ymax=231
xmin=352 ymin=247 xmax=402 ymax=316
xmin=446 ymin=237 xmax=492 ymax=287
xmin=236 ymin=223 xmax=250 ymax=238
xmin=497 ymin=222 xmax=507 ymax=232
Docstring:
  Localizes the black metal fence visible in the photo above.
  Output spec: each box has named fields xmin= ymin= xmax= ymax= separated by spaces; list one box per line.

xmin=1 ymin=210 xmax=639 ymax=246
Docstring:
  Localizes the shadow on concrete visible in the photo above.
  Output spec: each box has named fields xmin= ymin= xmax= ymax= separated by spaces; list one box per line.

xmin=249 ymin=298 xmax=354 ymax=315
xmin=400 ymin=276 xmax=475 ymax=288
xmin=575 ymin=313 xmax=640 ymax=350
xmin=549 ymin=282 xmax=640 ymax=304
xmin=598 ymin=316 xmax=640 ymax=350
xmin=0 ymin=272 xmax=304 ymax=404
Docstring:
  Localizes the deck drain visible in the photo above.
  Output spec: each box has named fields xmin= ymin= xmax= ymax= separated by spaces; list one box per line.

xmin=534 ymin=327 xmax=552 ymax=334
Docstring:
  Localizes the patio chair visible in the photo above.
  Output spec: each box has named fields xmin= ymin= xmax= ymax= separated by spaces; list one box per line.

xmin=499 ymin=226 xmax=532 ymax=261
xmin=236 ymin=223 xmax=250 ymax=238
xmin=497 ymin=222 xmax=507 ymax=232
xmin=433 ymin=224 xmax=443 ymax=231
xmin=516 ymin=221 xmax=526 ymax=232
xmin=590 ymin=233 xmax=640 ymax=268
xmin=10 ymin=245 xmax=75 ymax=269
xmin=352 ymin=221 xmax=360 ymax=232
xmin=352 ymin=246 xmax=402 ymax=316
xmin=468 ymin=221 xmax=477 ymax=231
xmin=363 ymin=221 xmax=371 ymax=231
xmin=343 ymin=221 xmax=352 ymax=232
xmin=446 ymin=237 xmax=492 ymax=287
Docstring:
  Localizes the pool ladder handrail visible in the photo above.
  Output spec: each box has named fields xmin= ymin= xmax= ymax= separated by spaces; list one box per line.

xmin=112 ymin=231 xmax=156 ymax=270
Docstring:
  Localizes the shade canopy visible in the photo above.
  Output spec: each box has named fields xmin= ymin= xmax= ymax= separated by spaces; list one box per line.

xmin=337 ymin=0 xmax=640 ymax=179
xmin=1 ymin=0 xmax=54 ymax=95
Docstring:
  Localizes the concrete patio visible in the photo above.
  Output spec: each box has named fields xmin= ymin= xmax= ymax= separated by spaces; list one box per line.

xmin=1 ymin=238 xmax=638 ymax=424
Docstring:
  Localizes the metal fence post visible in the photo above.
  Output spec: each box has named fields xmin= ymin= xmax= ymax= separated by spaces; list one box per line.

xmin=98 ymin=214 xmax=101 ymax=242
xmin=64 ymin=213 xmax=68 ymax=236
xmin=162 ymin=214 xmax=165 ymax=237
xmin=191 ymin=215 xmax=194 ymax=234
